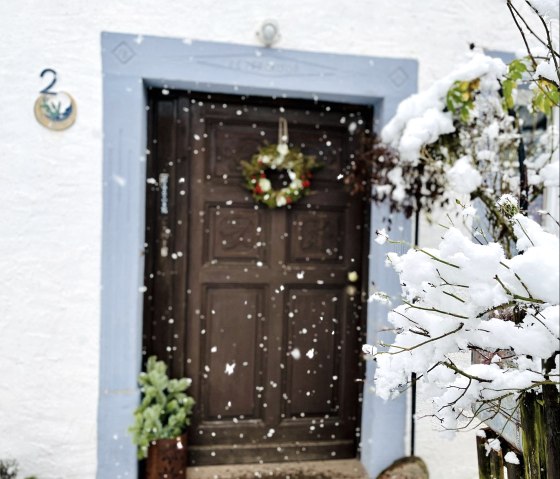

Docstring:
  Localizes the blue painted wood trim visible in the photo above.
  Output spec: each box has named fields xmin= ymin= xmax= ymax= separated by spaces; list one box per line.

xmin=99 ymin=32 xmax=417 ymax=479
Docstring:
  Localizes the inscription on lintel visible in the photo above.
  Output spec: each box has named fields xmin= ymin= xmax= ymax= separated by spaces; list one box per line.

xmin=197 ymin=55 xmax=334 ymax=78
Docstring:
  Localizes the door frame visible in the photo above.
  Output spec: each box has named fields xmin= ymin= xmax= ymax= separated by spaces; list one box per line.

xmin=99 ymin=32 xmax=417 ymax=479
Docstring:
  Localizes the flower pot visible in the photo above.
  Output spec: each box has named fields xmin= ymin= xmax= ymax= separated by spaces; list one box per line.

xmin=146 ymin=434 xmax=188 ymax=479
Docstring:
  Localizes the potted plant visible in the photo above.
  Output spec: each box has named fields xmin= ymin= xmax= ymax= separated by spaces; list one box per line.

xmin=129 ymin=356 xmax=195 ymax=479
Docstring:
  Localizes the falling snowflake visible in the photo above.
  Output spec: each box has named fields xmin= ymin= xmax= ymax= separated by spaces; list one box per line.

xmin=306 ymin=348 xmax=315 ymax=359
xmin=112 ymin=174 xmax=126 ymax=187
xmin=224 ymin=362 xmax=236 ymax=375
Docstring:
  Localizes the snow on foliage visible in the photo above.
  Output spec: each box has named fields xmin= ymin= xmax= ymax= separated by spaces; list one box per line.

xmin=372 ymin=211 xmax=559 ymax=430
xmin=535 ymin=59 xmax=559 ymax=83
xmin=380 ymin=48 xmax=558 ymax=221
xmin=505 ymin=450 xmax=521 ymax=464
xmin=446 ymin=155 xmax=483 ymax=195
xmin=349 ymin=14 xmax=559 ymax=241
xmin=381 ymin=53 xmax=506 ymax=162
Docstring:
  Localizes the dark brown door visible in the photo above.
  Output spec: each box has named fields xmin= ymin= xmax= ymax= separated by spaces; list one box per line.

xmin=143 ymin=90 xmax=372 ymax=467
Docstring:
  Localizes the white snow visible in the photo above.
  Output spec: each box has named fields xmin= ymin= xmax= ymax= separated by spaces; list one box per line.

xmin=290 ymin=348 xmax=301 ymax=360
xmin=461 ymin=205 xmax=477 ymax=217
xmin=485 ymin=438 xmax=501 ymax=454
xmin=372 ymin=210 xmax=559 ymax=427
xmin=381 ymin=53 xmax=506 ymax=163
xmin=540 ymin=161 xmax=559 ymax=187
xmin=362 ymin=344 xmax=378 ymax=356
xmin=446 ymin=156 xmax=483 ymax=195
xmin=496 ymin=194 xmax=518 ymax=210
xmin=504 ymin=451 xmax=520 ymax=465
xmin=535 ymin=59 xmax=560 ymax=83
xmin=375 ymin=228 xmax=388 ymax=245
xmin=368 ymin=291 xmax=392 ymax=305
xmin=386 ymin=166 xmax=407 ymax=202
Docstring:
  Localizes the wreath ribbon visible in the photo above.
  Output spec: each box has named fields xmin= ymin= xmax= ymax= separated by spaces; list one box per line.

xmin=278 ymin=117 xmax=289 ymax=145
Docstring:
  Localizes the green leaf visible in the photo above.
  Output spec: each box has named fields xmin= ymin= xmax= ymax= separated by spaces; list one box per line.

xmin=445 ymin=79 xmax=479 ymax=122
xmin=501 ymin=57 xmax=531 ymax=111
xmin=129 ymin=356 xmax=195 ymax=459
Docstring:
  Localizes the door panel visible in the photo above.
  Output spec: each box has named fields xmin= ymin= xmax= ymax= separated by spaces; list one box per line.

xmin=204 ymin=204 xmax=268 ymax=263
xmin=203 ymin=287 xmax=264 ymax=420
xmin=143 ymin=91 xmax=372 ymax=466
xmin=285 ymin=288 xmax=341 ymax=416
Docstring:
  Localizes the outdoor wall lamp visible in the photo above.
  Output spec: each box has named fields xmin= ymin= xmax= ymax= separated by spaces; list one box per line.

xmin=257 ymin=20 xmax=280 ymax=47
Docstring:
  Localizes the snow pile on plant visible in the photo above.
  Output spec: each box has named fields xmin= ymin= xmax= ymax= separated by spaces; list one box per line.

xmin=349 ymin=28 xmax=559 ymax=241
xmin=381 ymin=49 xmax=558 ymax=207
xmin=381 ymin=53 xmax=506 ymax=164
xmin=368 ymin=207 xmax=559 ymax=430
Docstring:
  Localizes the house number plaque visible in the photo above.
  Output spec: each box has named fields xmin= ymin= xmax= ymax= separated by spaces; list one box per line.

xmin=34 ymin=68 xmax=77 ymax=131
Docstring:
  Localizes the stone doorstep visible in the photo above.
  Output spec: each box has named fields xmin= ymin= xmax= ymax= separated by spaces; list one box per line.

xmin=187 ymin=459 xmax=370 ymax=479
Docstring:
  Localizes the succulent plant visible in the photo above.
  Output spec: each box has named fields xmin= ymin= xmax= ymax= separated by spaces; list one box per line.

xmin=129 ymin=356 xmax=195 ymax=459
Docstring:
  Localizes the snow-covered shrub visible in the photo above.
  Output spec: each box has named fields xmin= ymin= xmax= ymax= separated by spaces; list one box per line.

xmin=347 ymin=1 xmax=559 ymax=254
xmin=370 ymin=209 xmax=558 ymax=431
xmin=362 ymin=0 xmax=559 ymax=449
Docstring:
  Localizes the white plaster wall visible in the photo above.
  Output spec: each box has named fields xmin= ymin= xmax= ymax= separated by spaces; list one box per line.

xmin=0 ymin=1 xmax=526 ymax=477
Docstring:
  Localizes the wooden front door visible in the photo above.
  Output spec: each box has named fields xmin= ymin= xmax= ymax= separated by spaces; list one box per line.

xmin=143 ymin=90 xmax=372 ymax=467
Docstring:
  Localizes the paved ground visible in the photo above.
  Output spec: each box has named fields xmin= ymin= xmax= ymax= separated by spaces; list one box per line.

xmin=187 ymin=459 xmax=370 ymax=479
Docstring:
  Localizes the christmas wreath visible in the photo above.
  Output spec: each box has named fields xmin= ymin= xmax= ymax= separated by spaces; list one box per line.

xmin=241 ymin=142 xmax=319 ymax=208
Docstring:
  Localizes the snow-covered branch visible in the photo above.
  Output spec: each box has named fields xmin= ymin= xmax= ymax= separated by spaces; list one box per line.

xmin=367 ymin=209 xmax=559 ymax=431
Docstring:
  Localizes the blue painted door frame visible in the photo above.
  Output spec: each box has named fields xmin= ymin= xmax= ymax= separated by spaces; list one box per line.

xmin=100 ymin=32 xmax=417 ymax=479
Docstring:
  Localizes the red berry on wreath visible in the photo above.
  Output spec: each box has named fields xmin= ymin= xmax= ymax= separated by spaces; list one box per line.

xmin=302 ymin=180 xmax=311 ymax=188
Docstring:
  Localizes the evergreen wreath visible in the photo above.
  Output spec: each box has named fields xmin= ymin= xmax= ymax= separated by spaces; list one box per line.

xmin=241 ymin=118 xmax=320 ymax=208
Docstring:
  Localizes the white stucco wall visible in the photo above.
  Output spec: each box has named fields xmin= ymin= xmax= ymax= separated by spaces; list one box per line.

xmin=0 ymin=1 xmax=527 ymax=477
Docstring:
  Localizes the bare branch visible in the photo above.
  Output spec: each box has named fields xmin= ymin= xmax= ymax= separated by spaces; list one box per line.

xmin=403 ymin=300 xmax=469 ymax=319
xmin=378 ymin=323 xmax=464 ymax=355
xmin=507 ymin=0 xmax=538 ymax=68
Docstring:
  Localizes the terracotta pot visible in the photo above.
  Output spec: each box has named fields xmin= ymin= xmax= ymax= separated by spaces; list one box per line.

xmin=146 ymin=434 xmax=188 ymax=479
